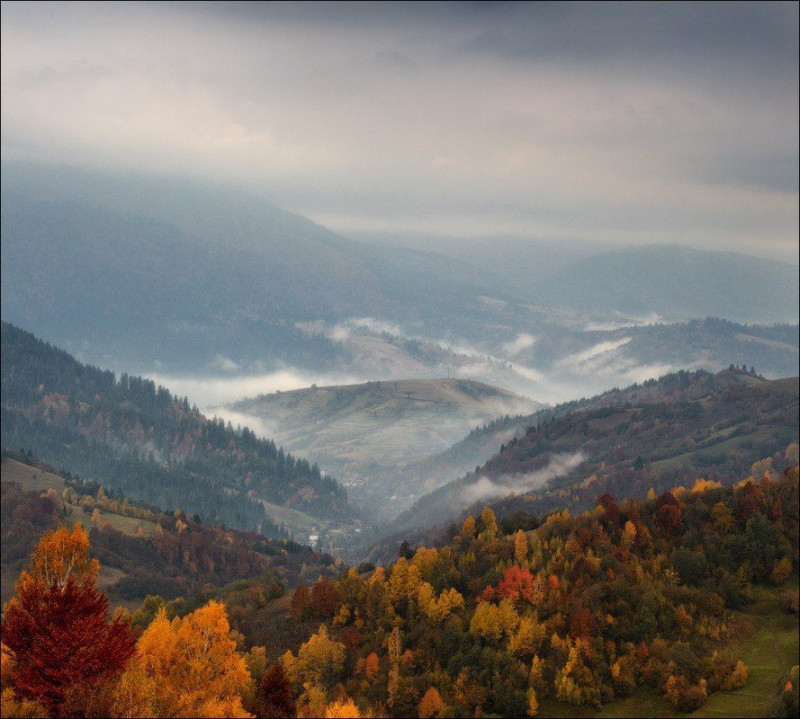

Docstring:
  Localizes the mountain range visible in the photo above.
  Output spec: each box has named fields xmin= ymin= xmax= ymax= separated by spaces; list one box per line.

xmin=2 ymin=162 xmax=797 ymax=381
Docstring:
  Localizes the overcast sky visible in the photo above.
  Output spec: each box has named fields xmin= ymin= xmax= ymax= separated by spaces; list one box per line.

xmin=2 ymin=1 xmax=798 ymax=260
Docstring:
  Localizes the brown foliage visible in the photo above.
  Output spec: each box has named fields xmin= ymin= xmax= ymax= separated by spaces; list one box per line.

xmin=256 ymin=663 xmax=296 ymax=719
xmin=310 ymin=578 xmax=340 ymax=619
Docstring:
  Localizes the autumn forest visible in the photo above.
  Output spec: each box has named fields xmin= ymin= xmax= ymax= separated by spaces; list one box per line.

xmin=2 ymin=449 xmax=799 ymax=716
xmin=2 ymin=4 xmax=800 ymax=717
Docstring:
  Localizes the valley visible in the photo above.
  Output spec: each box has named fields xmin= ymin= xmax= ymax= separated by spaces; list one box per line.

xmin=226 ymin=378 xmax=542 ymax=521
xmin=2 ymin=5 xmax=798 ymax=717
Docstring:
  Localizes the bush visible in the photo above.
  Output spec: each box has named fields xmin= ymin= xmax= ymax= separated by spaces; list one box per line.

xmin=665 ymin=675 xmax=707 ymax=712
xmin=778 ymin=590 xmax=800 ymax=614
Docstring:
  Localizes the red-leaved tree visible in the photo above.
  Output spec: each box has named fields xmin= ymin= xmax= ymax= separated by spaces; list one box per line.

xmin=1 ymin=525 xmax=135 ymax=717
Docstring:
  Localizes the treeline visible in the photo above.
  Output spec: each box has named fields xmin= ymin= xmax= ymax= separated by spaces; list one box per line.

xmin=0 ymin=322 xmax=353 ymax=529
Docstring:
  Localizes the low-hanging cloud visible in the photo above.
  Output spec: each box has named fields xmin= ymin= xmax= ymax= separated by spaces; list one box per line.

xmin=583 ymin=313 xmax=662 ymax=332
xmin=502 ymin=332 xmax=537 ymax=356
xmin=1 ymin=2 xmax=796 ymax=260
xmin=462 ymin=451 xmax=586 ymax=505
xmin=143 ymin=368 xmax=367 ymax=410
xmin=557 ymin=338 xmax=633 ymax=370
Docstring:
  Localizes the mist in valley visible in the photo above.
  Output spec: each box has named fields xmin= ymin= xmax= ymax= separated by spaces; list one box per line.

xmin=2 ymin=1 xmax=798 ymax=545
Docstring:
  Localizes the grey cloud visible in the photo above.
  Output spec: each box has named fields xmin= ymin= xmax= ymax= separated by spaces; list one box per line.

xmin=455 ymin=2 xmax=798 ymax=70
xmin=694 ymin=153 xmax=800 ymax=194
xmin=372 ymin=49 xmax=419 ymax=76
xmin=1 ymin=0 xmax=797 ymax=260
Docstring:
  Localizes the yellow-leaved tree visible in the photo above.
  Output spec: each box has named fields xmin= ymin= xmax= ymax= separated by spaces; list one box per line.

xmin=418 ymin=686 xmax=444 ymax=718
xmin=324 ymin=695 xmax=361 ymax=717
xmin=295 ymin=624 xmax=346 ymax=690
xmin=514 ymin=530 xmax=528 ymax=566
xmin=117 ymin=601 xmax=252 ymax=718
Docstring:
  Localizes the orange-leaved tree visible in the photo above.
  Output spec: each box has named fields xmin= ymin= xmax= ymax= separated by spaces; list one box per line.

xmin=1 ymin=525 xmax=135 ymax=717
xmin=122 ymin=600 xmax=252 ymax=718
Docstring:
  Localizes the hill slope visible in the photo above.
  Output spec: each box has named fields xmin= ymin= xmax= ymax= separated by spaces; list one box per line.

xmin=229 ymin=378 xmax=543 ymax=520
xmin=386 ymin=370 xmax=799 ymax=543
xmin=0 ymin=322 xmax=354 ymax=536
xmin=0 ymin=451 xmax=340 ymax=610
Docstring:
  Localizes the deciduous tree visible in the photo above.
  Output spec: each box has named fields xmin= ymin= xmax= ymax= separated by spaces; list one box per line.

xmin=1 ymin=525 xmax=135 ymax=717
xmin=128 ymin=601 xmax=251 ymax=717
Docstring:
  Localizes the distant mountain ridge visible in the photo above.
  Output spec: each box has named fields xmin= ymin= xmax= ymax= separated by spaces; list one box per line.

xmin=351 ymin=232 xmax=799 ymax=324
xmin=3 ymin=162 xmax=797 ymax=380
xmin=0 ymin=162 xmax=512 ymax=373
xmin=530 ymin=244 xmax=799 ymax=323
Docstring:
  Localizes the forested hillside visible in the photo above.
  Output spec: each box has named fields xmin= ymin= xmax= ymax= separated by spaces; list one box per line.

xmin=1 ymin=451 xmax=341 ymax=611
xmin=3 ymin=466 xmax=797 ymax=717
xmin=387 ymin=369 xmax=799 ymax=544
xmin=0 ymin=323 xmax=353 ymax=534
xmin=410 ymin=366 xmax=774 ymax=495
xmin=266 ymin=468 xmax=800 ymax=717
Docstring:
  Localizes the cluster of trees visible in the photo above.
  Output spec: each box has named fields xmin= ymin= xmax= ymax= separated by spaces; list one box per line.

xmin=270 ymin=466 xmax=797 ymax=716
xmin=0 ymin=525 xmax=356 ymax=718
xmin=3 ymin=466 xmax=797 ymax=717
xmin=2 ymin=472 xmax=339 ymax=609
xmin=1 ymin=322 xmax=353 ymax=531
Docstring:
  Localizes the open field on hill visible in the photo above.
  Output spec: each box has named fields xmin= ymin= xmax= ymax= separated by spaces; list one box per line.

xmin=538 ymin=580 xmax=799 ymax=718
xmin=2 ymin=457 xmax=159 ymax=538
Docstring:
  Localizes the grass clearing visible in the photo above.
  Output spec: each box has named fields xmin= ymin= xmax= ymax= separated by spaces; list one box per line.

xmin=2 ymin=457 xmax=158 ymax=537
xmin=1 ymin=456 xmax=67 ymax=493
xmin=538 ymin=580 xmax=799 ymax=718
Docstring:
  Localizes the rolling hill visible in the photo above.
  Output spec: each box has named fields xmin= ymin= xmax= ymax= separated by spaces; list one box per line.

xmin=0 ymin=322 xmax=355 ymax=540
xmin=228 ymin=378 xmax=543 ymax=521
xmin=378 ymin=369 xmax=799 ymax=553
